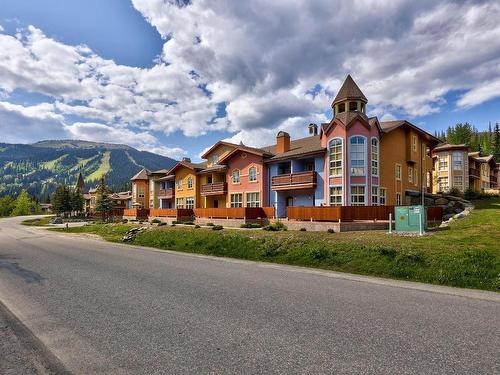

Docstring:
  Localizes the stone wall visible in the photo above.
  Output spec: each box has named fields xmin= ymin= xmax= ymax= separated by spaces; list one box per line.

xmin=405 ymin=191 xmax=472 ymax=221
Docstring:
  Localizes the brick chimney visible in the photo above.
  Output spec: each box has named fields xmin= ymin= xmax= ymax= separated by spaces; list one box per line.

xmin=276 ymin=131 xmax=290 ymax=153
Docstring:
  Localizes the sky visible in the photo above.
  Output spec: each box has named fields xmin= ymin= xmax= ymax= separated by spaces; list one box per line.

xmin=0 ymin=0 xmax=499 ymax=161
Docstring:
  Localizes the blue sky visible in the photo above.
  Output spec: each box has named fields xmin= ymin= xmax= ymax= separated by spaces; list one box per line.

xmin=0 ymin=0 xmax=499 ymax=160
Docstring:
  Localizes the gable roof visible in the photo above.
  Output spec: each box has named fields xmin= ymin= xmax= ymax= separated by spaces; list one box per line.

xmin=332 ymin=74 xmax=367 ymax=105
xmin=379 ymin=120 xmax=440 ymax=145
xmin=200 ymin=141 xmax=238 ymax=159
xmin=433 ymin=143 xmax=470 ymax=152
xmin=320 ymin=111 xmax=378 ymax=136
xmin=261 ymin=135 xmax=324 ymax=162
xmin=167 ymin=160 xmax=207 ymax=175
xmin=217 ymin=143 xmax=274 ymax=164
xmin=130 ymin=168 xmax=150 ymax=181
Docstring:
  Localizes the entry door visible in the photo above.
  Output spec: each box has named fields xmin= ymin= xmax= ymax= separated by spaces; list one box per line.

xmin=286 ymin=197 xmax=294 ymax=207
xmin=213 ymin=200 xmax=219 ymax=208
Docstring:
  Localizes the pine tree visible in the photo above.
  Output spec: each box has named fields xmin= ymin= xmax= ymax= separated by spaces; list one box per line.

xmin=493 ymin=122 xmax=500 ymax=160
xmin=52 ymin=185 xmax=71 ymax=216
xmin=70 ymin=188 xmax=84 ymax=215
xmin=94 ymin=176 xmax=114 ymax=221
xmin=11 ymin=190 xmax=37 ymax=216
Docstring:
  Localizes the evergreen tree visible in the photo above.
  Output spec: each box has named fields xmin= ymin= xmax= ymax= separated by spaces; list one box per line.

xmin=493 ymin=122 xmax=500 ymax=160
xmin=70 ymin=188 xmax=84 ymax=214
xmin=0 ymin=196 xmax=15 ymax=217
xmin=11 ymin=190 xmax=37 ymax=216
xmin=52 ymin=185 xmax=71 ymax=216
xmin=446 ymin=122 xmax=474 ymax=145
xmin=94 ymin=176 xmax=114 ymax=221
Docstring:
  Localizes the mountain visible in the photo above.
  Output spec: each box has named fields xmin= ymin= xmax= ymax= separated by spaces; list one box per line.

xmin=0 ymin=140 xmax=177 ymax=200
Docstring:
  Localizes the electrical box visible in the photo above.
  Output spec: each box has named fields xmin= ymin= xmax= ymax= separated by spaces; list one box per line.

xmin=395 ymin=205 xmax=427 ymax=232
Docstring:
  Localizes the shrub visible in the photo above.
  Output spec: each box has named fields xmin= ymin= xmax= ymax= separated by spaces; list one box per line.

xmin=263 ymin=221 xmax=287 ymax=231
xmin=240 ymin=223 xmax=262 ymax=229
xmin=194 ymin=224 xmax=201 ymax=228
xmin=206 ymin=222 xmax=215 ymax=226
xmin=310 ymin=246 xmax=329 ymax=260
xmin=158 ymin=222 xmax=167 ymax=226
xmin=464 ymin=187 xmax=478 ymax=200
xmin=151 ymin=218 xmax=161 ymax=224
xmin=212 ymin=225 xmax=223 ymax=231
xmin=172 ymin=220 xmax=181 ymax=224
xmin=448 ymin=187 xmax=463 ymax=198
xmin=327 ymin=228 xmax=335 ymax=234
xmin=376 ymin=246 xmax=397 ymax=258
xmin=121 ymin=219 xmax=128 ymax=224
xmin=260 ymin=240 xmax=283 ymax=257
xmin=184 ymin=221 xmax=195 ymax=225
xmin=299 ymin=227 xmax=307 ymax=231
xmin=171 ymin=224 xmax=176 ymax=227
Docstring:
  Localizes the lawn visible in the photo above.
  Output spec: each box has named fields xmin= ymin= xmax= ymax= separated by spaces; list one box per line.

xmin=21 ymin=216 xmax=54 ymax=226
xmin=51 ymin=197 xmax=500 ymax=291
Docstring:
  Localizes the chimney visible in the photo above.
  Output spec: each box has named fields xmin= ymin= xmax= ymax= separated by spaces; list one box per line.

xmin=308 ymin=123 xmax=318 ymax=136
xmin=182 ymin=157 xmax=191 ymax=163
xmin=276 ymin=131 xmax=290 ymax=154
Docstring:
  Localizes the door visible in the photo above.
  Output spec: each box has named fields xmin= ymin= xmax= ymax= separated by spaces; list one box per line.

xmin=286 ymin=197 xmax=294 ymax=207
xmin=213 ymin=200 xmax=219 ymax=208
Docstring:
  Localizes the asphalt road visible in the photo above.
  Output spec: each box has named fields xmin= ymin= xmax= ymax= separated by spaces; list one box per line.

xmin=0 ymin=216 xmax=499 ymax=374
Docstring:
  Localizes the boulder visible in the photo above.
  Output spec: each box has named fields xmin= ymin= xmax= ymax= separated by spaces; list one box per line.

xmin=453 ymin=212 xmax=465 ymax=219
xmin=435 ymin=197 xmax=448 ymax=206
xmin=51 ymin=217 xmax=63 ymax=224
xmin=447 ymin=195 xmax=462 ymax=201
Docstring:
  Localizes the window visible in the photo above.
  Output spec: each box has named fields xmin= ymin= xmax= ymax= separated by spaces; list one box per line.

xmin=248 ymin=167 xmax=257 ymax=182
xmin=438 ymin=176 xmax=448 ymax=192
xmin=212 ymin=154 xmax=219 ymax=164
xmin=186 ymin=197 xmax=194 ymax=209
xmin=230 ymin=193 xmax=243 ymax=208
xmin=177 ymin=178 xmax=183 ymax=190
xmin=338 ymin=103 xmax=345 ymax=113
xmin=246 ymin=192 xmax=260 ymax=207
xmin=379 ymin=188 xmax=386 ymax=205
xmin=412 ymin=136 xmax=417 ymax=152
xmin=395 ymin=164 xmax=402 ymax=180
xmin=329 ymin=186 xmax=342 ymax=206
xmin=408 ymin=166 xmax=413 ymax=183
xmin=349 ymin=101 xmax=357 ymax=111
xmin=132 ymin=184 xmax=137 ymax=198
xmin=187 ymin=176 xmax=193 ymax=189
xmin=371 ymin=186 xmax=379 ymax=206
xmin=452 ymin=152 xmax=463 ymax=171
xmin=396 ymin=193 xmax=402 ymax=206
xmin=414 ymin=168 xmax=418 ymax=186
xmin=453 ymin=176 xmax=463 ymax=190
xmin=349 ymin=136 xmax=366 ymax=175
xmin=371 ymin=138 xmax=378 ymax=176
xmin=438 ymin=155 xmax=448 ymax=171
xmin=138 ymin=187 xmax=145 ymax=198
xmin=350 ymin=186 xmax=365 ymax=206
xmin=176 ymin=197 xmax=185 ymax=208
xmin=232 ymin=169 xmax=240 ymax=184
xmin=329 ymin=139 xmax=342 ymax=176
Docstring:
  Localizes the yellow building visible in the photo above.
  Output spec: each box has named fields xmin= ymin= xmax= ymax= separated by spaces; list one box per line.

xmin=431 ymin=144 xmax=470 ymax=193
xmin=131 ymin=169 xmax=150 ymax=208
xmin=168 ymin=158 xmax=206 ymax=209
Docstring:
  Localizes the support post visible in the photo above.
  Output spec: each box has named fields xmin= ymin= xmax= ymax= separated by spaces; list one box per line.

xmin=388 ymin=213 xmax=392 ymax=234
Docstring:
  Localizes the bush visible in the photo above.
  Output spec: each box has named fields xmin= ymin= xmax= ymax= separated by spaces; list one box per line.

xmin=121 ymin=219 xmax=128 ymax=224
xmin=158 ymin=222 xmax=167 ymax=226
xmin=171 ymin=224 xmax=176 ymax=227
xmin=240 ymin=223 xmax=262 ymax=229
xmin=376 ymin=246 xmax=397 ymax=258
xmin=327 ymin=228 xmax=335 ymax=234
xmin=464 ymin=187 xmax=479 ymax=200
xmin=260 ymin=240 xmax=283 ymax=257
xmin=448 ymin=187 xmax=463 ymax=198
xmin=172 ymin=220 xmax=181 ymax=224
xmin=194 ymin=224 xmax=201 ymax=228
xmin=212 ymin=225 xmax=223 ymax=231
xmin=310 ymin=246 xmax=329 ymax=260
xmin=299 ymin=227 xmax=307 ymax=231
xmin=151 ymin=218 xmax=161 ymax=224
xmin=206 ymin=222 xmax=215 ymax=226
xmin=183 ymin=221 xmax=195 ymax=225
xmin=263 ymin=221 xmax=287 ymax=231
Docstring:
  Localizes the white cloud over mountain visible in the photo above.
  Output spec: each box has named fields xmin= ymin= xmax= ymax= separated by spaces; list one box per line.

xmin=1 ymin=0 xmax=500 ymax=154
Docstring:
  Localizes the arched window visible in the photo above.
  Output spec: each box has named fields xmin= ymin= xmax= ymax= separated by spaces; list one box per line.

xmin=187 ymin=176 xmax=193 ymax=189
xmin=329 ymin=138 xmax=342 ymax=176
xmin=232 ymin=169 xmax=240 ymax=184
xmin=248 ymin=167 xmax=257 ymax=182
xmin=371 ymin=138 xmax=379 ymax=176
xmin=349 ymin=136 xmax=366 ymax=175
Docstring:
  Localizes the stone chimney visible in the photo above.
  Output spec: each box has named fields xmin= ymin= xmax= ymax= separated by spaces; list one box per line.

xmin=308 ymin=123 xmax=318 ymax=136
xmin=276 ymin=131 xmax=290 ymax=154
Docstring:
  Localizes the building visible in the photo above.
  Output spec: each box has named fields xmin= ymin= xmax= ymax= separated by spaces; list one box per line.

xmin=168 ymin=158 xmax=206 ymax=209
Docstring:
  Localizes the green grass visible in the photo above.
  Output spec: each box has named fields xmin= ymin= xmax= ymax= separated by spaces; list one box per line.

xmin=51 ymin=197 xmax=500 ymax=291
xmin=86 ymin=151 xmax=111 ymax=181
xmin=21 ymin=216 xmax=54 ymax=226
xmin=40 ymin=154 xmax=68 ymax=170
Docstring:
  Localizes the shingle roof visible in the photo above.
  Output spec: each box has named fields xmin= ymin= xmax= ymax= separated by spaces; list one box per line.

xmin=334 ymin=111 xmax=369 ymax=126
xmin=199 ymin=164 xmax=227 ymax=174
xmin=167 ymin=160 xmax=207 ymax=174
xmin=433 ymin=143 xmax=469 ymax=152
xmin=130 ymin=168 xmax=150 ymax=180
xmin=332 ymin=75 xmax=367 ymax=105
xmin=261 ymin=135 xmax=324 ymax=161
xmin=379 ymin=120 xmax=440 ymax=144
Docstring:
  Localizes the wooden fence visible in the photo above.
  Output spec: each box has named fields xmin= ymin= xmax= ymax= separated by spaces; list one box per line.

xmin=149 ymin=208 xmax=177 ymax=217
xmin=193 ymin=207 xmax=274 ymax=219
xmin=287 ymin=206 xmax=443 ymax=222
xmin=123 ymin=208 xmax=150 ymax=218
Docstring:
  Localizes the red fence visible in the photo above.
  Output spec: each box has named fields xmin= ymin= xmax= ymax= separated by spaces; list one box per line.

xmin=149 ymin=208 xmax=177 ymax=217
xmin=287 ymin=206 xmax=443 ymax=222
xmin=123 ymin=208 xmax=150 ymax=218
xmin=193 ymin=207 xmax=274 ymax=219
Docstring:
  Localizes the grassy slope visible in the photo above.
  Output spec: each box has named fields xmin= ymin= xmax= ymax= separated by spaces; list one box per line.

xmin=40 ymin=154 xmax=68 ymax=170
xmin=86 ymin=151 xmax=111 ymax=181
xmin=21 ymin=217 xmax=53 ymax=226
xmin=52 ymin=197 xmax=500 ymax=291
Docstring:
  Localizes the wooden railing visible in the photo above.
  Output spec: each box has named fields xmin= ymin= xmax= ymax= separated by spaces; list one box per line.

xmin=200 ymin=182 xmax=227 ymax=195
xmin=469 ymin=168 xmax=480 ymax=178
xmin=158 ymin=188 xmax=174 ymax=199
xmin=123 ymin=208 xmax=150 ymax=218
xmin=287 ymin=205 xmax=443 ymax=222
xmin=490 ymin=175 xmax=497 ymax=185
xmin=149 ymin=208 xmax=177 ymax=217
xmin=271 ymin=171 xmax=317 ymax=190
xmin=193 ymin=207 xmax=274 ymax=219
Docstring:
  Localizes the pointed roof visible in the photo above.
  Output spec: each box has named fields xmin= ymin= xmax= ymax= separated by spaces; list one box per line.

xmin=75 ymin=172 xmax=85 ymax=191
xmin=332 ymin=74 xmax=367 ymax=106
xmin=130 ymin=168 xmax=150 ymax=181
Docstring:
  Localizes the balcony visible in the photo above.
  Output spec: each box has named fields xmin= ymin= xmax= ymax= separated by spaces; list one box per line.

xmin=158 ymin=188 xmax=174 ymax=199
xmin=469 ymin=168 xmax=480 ymax=179
xmin=200 ymin=182 xmax=227 ymax=196
xmin=271 ymin=171 xmax=317 ymax=191
xmin=491 ymin=175 xmax=498 ymax=185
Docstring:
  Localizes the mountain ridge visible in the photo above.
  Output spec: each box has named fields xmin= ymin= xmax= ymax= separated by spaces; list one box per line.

xmin=0 ymin=139 xmax=177 ymax=200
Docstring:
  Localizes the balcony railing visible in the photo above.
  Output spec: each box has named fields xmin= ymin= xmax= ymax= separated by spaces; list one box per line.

xmin=271 ymin=171 xmax=317 ymax=190
xmin=469 ymin=168 xmax=480 ymax=179
xmin=200 ymin=182 xmax=227 ymax=196
xmin=158 ymin=188 xmax=174 ymax=199
xmin=490 ymin=175 xmax=498 ymax=185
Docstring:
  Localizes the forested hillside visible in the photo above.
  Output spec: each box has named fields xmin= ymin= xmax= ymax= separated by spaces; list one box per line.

xmin=0 ymin=140 xmax=176 ymax=201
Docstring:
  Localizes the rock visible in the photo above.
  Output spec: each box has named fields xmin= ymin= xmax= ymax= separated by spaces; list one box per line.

xmin=454 ymin=207 xmax=463 ymax=214
xmin=424 ymin=198 xmax=435 ymax=206
xmin=453 ymin=212 xmax=465 ymax=219
xmin=444 ymin=206 xmax=456 ymax=215
xmin=435 ymin=197 xmax=448 ymax=205
xmin=439 ymin=222 xmax=449 ymax=228
xmin=51 ymin=217 xmax=63 ymax=224
xmin=447 ymin=195 xmax=462 ymax=201
xmin=443 ymin=214 xmax=454 ymax=221
xmin=453 ymin=201 xmax=464 ymax=209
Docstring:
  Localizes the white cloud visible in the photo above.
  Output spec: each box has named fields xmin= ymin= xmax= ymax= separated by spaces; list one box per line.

xmin=1 ymin=1 xmax=500 ymax=151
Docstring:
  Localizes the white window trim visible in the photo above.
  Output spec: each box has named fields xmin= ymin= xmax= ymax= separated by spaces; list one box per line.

xmin=328 ymin=137 xmax=343 ymax=177
xmin=371 ymin=185 xmax=379 ymax=206
xmin=231 ymin=169 xmax=241 ymax=184
xmin=370 ymin=137 xmax=379 ymax=178
xmin=349 ymin=184 xmax=367 ymax=206
xmin=329 ymin=185 xmax=343 ymax=206
xmin=348 ymin=135 xmax=367 ymax=177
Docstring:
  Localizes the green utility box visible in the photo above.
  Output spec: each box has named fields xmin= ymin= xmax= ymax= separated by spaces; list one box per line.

xmin=395 ymin=205 xmax=427 ymax=232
